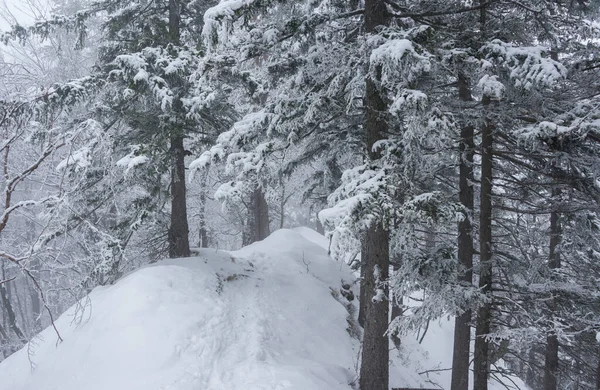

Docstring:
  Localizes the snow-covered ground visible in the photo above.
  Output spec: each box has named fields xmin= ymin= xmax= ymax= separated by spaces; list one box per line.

xmin=0 ymin=228 xmax=528 ymax=390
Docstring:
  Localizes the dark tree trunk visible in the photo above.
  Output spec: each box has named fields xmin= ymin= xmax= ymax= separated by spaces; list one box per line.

xmin=359 ymin=0 xmax=390 ymax=388
xmin=359 ymin=224 xmax=390 ymax=390
xmin=451 ymin=73 xmax=475 ymax=390
xmin=23 ymin=204 xmax=42 ymax=327
xmin=390 ymin=263 xmax=402 ymax=349
xmin=0 ymin=280 xmax=24 ymax=342
xmin=168 ymin=134 xmax=191 ymax=258
xmin=473 ymin=98 xmax=493 ymax=390
xmin=544 ymin=334 xmax=559 ymax=390
xmin=543 ymin=41 xmax=560 ymax=385
xmin=243 ymin=185 xmax=270 ymax=245
xmin=30 ymin=281 xmax=41 ymax=326
xmin=168 ymin=0 xmax=181 ymax=44
xmin=166 ymin=0 xmax=190 ymax=258
xmin=315 ymin=212 xmax=325 ymax=235
xmin=358 ymin=252 xmax=367 ymax=328
xmin=526 ymin=347 xmax=538 ymax=388
xmin=596 ymin=349 xmax=600 ymax=390
xmin=473 ymin=4 xmax=491 ymax=382
xmin=198 ymin=170 xmax=209 ymax=248
xmin=255 ymin=186 xmax=270 ymax=240
xmin=450 ymin=236 xmax=473 ymax=378
xmin=544 ymin=199 xmax=561 ymax=390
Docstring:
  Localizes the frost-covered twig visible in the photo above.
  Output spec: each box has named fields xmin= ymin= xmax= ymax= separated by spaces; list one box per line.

xmin=301 ymin=251 xmax=310 ymax=273
xmin=0 ymin=275 xmax=16 ymax=284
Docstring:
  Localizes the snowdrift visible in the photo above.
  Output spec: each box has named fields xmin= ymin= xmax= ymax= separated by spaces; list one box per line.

xmin=0 ymin=228 xmax=528 ymax=390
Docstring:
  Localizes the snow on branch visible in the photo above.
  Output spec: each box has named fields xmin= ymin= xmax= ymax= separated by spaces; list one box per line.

xmin=110 ymin=46 xmax=195 ymax=111
xmin=1 ymin=8 xmax=96 ymax=50
xmin=480 ymin=40 xmax=567 ymax=89
xmin=369 ymin=37 xmax=432 ymax=87
xmin=202 ymin=0 xmax=256 ymax=47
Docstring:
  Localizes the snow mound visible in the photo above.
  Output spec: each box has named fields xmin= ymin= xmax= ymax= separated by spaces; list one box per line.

xmin=292 ymin=226 xmax=330 ymax=251
xmin=0 ymin=229 xmax=361 ymax=390
xmin=0 ymin=228 xmax=528 ymax=390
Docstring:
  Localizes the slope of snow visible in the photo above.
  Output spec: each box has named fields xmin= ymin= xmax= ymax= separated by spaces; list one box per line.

xmin=292 ymin=226 xmax=330 ymax=250
xmin=0 ymin=229 xmax=363 ymax=390
xmin=0 ymin=228 xmax=528 ymax=390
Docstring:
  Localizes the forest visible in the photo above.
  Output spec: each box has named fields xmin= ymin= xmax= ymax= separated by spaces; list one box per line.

xmin=0 ymin=0 xmax=600 ymax=389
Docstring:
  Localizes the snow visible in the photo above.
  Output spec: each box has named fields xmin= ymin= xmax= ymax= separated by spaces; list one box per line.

xmin=56 ymin=147 xmax=91 ymax=171
xmin=116 ymin=154 xmax=149 ymax=175
xmin=292 ymin=226 xmax=329 ymax=250
xmin=481 ymin=40 xmax=567 ymax=89
xmin=133 ymin=68 xmax=149 ymax=83
xmin=188 ymin=151 xmax=212 ymax=181
xmin=0 ymin=229 xmax=360 ymax=390
xmin=369 ymin=38 xmax=432 ymax=86
xmin=0 ymin=228 xmax=530 ymax=390
xmin=370 ymin=39 xmax=415 ymax=66
xmin=262 ymin=28 xmax=279 ymax=44
xmin=477 ymin=74 xmax=505 ymax=100
xmin=202 ymin=0 xmax=256 ymax=44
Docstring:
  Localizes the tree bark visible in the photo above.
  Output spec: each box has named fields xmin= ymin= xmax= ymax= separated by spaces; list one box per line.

xmin=28 ymin=242 xmax=41 ymax=328
xmin=166 ymin=0 xmax=190 ymax=258
xmin=473 ymin=2 xmax=492 ymax=383
xmin=168 ymin=0 xmax=181 ymax=44
xmin=544 ymin=45 xmax=561 ymax=390
xmin=359 ymin=224 xmax=390 ymax=390
xmin=0 ymin=280 xmax=24 ymax=342
xmin=451 ymin=73 xmax=475 ymax=390
xmin=390 ymin=263 xmax=402 ymax=349
xmin=168 ymin=134 xmax=191 ymax=258
xmin=358 ymin=252 xmax=367 ymax=328
xmin=315 ymin=211 xmax=325 ymax=235
xmin=544 ymin=197 xmax=561 ymax=390
xmin=473 ymin=98 xmax=493 ymax=390
xmin=243 ymin=185 xmax=270 ymax=245
xmin=255 ymin=186 xmax=270 ymax=241
xmin=359 ymin=0 xmax=390 ymax=388
xmin=596 ymin=349 xmax=600 ymax=390
xmin=198 ymin=170 xmax=209 ymax=248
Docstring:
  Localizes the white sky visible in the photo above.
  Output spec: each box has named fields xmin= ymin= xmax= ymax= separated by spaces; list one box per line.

xmin=0 ymin=0 xmax=53 ymax=31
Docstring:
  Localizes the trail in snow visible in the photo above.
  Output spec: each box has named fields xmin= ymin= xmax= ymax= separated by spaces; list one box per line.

xmin=0 ymin=230 xmax=362 ymax=390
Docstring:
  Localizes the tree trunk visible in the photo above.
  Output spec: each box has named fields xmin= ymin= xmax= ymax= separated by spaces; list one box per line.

xmin=544 ymin=198 xmax=561 ymax=390
xmin=243 ymin=185 xmax=270 ymax=245
xmin=168 ymin=0 xmax=181 ymax=44
xmin=544 ymin=44 xmax=561 ymax=390
xmin=23 ymin=197 xmax=42 ymax=328
xmin=359 ymin=0 xmax=390 ymax=388
xmin=255 ymin=186 xmax=270 ymax=240
xmin=198 ymin=170 xmax=209 ymax=248
xmin=390 ymin=263 xmax=402 ymax=349
xmin=451 ymin=73 xmax=475 ymax=390
xmin=279 ymin=173 xmax=286 ymax=229
xmin=544 ymin=333 xmax=559 ymax=390
xmin=168 ymin=134 xmax=191 ymax=258
xmin=359 ymin=223 xmax=390 ymax=390
xmin=166 ymin=0 xmax=190 ymax=258
xmin=450 ymin=169 xmax=473 ymax=390
xmin=316 ymin=211 xmax=325 ymax=235
xmin=0 ymin=280 xmax=24 ymax=342
xmin=473 ymin=3 xmax=491 ymax=383
xmin=596 ymin=349 xmax=600 ymax=390
xmin=358 ymin=252 xmax=367 ymax=328
xmin=473 ymin=98 xmax=493 ymax=390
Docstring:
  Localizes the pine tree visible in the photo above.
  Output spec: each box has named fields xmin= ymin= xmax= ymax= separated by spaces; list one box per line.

xmin=358 ymin=1 xmax=391 ymax=388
